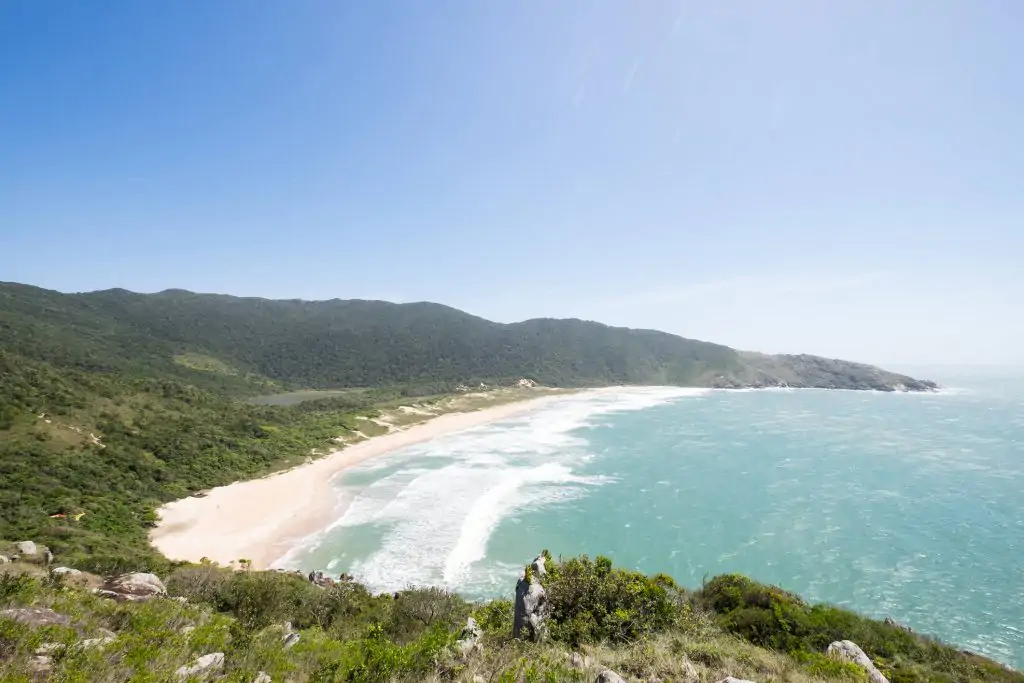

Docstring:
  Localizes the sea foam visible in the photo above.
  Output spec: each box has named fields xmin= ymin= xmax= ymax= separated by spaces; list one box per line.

xmin=281 ymin=387 xmax=702 ymax=593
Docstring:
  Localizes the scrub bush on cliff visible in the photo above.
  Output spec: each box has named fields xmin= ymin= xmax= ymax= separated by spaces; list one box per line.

xmin=544 ymin=554 xmax=679 ymax=646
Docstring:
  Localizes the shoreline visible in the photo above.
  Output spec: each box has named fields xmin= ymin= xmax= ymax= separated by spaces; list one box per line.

xmin=149 ymin=391 xmax=575 ymax=569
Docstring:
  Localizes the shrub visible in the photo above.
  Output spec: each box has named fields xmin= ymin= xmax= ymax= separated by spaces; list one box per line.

xmin=544 ymin=554 xmax=679 ymax=645
xmin=695 ymin=574 xmax=1020 ymax=683
xmin=385 ymin=587 xmax=470 ymax=644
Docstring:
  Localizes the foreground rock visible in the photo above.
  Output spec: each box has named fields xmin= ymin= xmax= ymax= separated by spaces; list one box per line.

xmin=16 ymin=540 xmax=38 ymax=555
xmin=716 ymin=678 xmax=755 ymax=683
xmin=99 ymin=572 xmax=167 ymax=602
xmin=884 ymin=616 xmax=914 ymax=633
xmin=827 ymin=640 xmax=889 ymax=683
xmin=455 ymin=617 xmax=483 ymax=657
xmin=52 ymin=566 xmax=82 ymax=576
xmin=175 ymin=652 xmax=224 ymax=680
xmin=1 ymin=607 xmax=72 ymax=628
xmin=595 ymin=669 xmax=626 ymax=683
xmin=513 ymin=555 xmax=550 ymax=642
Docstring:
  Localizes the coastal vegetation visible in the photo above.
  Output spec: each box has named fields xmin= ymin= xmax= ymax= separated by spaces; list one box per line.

xmin=0 ymin=282 xmax=934 ymax=393
xmin=3 ymin=279 xmax=1002 ymax=681
xmin=1 ymin=552 xmax=1020 ymax=682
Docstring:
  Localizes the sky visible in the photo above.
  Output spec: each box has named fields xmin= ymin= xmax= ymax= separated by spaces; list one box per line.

xmin=1 ymin=1 xmax=1021 ymax=366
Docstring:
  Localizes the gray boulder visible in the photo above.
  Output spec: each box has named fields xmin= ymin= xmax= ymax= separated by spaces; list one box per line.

xmin=716 ymin=678 xmax=756 ymax=683
xmin=827 ymin=640 xmax=889 ymax=683
xmin=1 ymin=607 xmax=72 ymax=629
xmin=513 ymin=571 xmax=549 ymax=642
xmin=101 ymin=572 xmax=167 ymax=601
xmin=75 ymin=636 xmax=116 ymax=651
xmin=16 ymin=541 xmax=38 ymax=555
xmin=253 ymin=673 xmax=272 ymax=683
xmin=531 ymin=553 xmax=547 ymax=578
xmin=282 ymin=632 xmax=301 ymax=649
xmin=52 ymin=566 xmax=82 ymax=576
xmin=175 ymin=652 xmax=225 ymax=680
xmin=571 ymin=652 xmax=592 ymax=670
xmin=29 ymin=655 xmax=52 ymax=675
xmin=455 ymin=617 xmax=483 ymax=657
xmin=0 ymin=555 xmax=9 ymax=564
xmin=596 ymin=670 xmax=626 ymax=683
xmin=884 ymin=616 xmax=914 ymax=633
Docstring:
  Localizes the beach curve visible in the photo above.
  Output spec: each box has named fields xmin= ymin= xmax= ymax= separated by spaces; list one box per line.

xmin=149 ymin=392 xmax=572 ymax=569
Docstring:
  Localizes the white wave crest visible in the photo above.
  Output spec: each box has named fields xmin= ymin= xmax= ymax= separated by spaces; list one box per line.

xmin=282 ymin=386 xmax=702 ymax=592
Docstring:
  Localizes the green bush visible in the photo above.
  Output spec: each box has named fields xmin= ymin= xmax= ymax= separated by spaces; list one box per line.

xmin=696 ymin=573 xmax=1021 ymax=683
xmin=544 ymin=554 xmax=679 ymax=645
xmin=385 ymin=587 xmax=469 ymax=644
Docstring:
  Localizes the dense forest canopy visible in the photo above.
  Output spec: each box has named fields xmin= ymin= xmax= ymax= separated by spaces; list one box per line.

xmin=0 ymin=282 xmax=934 ymax=393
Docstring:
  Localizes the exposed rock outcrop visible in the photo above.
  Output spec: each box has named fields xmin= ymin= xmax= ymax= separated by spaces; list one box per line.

xmin=16 ymin=540 xmax=38 ymax=555
xmin=513 ymin=556 xmax=549 ymax=642
xmin=884 ymin=616 xmax=914 ymax=633
xmin=175 ymin=652 xmax=225 ymax=680
xmin=827 ymin=640 xmax=889 ymax=683
xmin=52 ymin=566 xmax=82 ymax=576
xmin=595 ymin=669 xmax=626 ymax=683
xmin=1 ymin=607 xmax=72 ymax=629
xmin=455 ymin=617 xmax=483 ymax=657
xmin=100 ymin=572 xmax=167 ymax=602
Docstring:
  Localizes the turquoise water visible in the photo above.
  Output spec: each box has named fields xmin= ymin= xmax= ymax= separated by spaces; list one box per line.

xmin=281 ymin=375 xmax=1024 ymax=667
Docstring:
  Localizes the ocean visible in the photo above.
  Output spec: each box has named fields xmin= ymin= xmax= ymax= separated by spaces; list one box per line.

xmin=279 ymin=373 xmax=1024 ymax=668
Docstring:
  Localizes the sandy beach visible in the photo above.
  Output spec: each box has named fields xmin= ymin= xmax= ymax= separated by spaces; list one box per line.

xmin=150 ymin=392 xmax=570 ymax=569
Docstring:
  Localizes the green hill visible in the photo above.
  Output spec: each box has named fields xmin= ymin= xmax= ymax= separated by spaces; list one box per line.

xmin=0 ymin=282 xmax=934 ymax=393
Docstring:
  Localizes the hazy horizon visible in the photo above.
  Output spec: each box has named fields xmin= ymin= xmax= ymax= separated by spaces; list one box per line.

xmin=2 ymin=1 xmax=1021 ymax=366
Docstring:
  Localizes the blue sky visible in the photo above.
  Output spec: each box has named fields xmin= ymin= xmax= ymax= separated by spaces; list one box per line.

xmin=1 ymin=1 xmax=1021 ymax=365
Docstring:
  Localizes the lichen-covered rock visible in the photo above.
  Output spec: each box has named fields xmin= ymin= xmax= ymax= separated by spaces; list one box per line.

xmin=513 ymin=572 xmax=549 ymax=642
xmin=595 ymin=669 xmax=626 ymax=683
xmin=76 ymin=636 xmax=116 ymax=651
xmin=884 ymin=616 xmax=914 ymax=633
xmin=52 ymin=566 xmax=82 ymax=576
xmin=175 ymin=652 xmax=224 ymax=680
xmin=455 ymin=616 xmax=483 ymax=657
xmin=530 ymin=553 xmax=547 ymax=578
xmin=16 ymin=540 xmax=38 ymax=555
xmin=827 ymin=640 xmax=889 ymax=683
xmin=102 ymin=572 xmax=167 ymax=601
xmin=29 ymin=655 xmax=52 ymax=674
xmin=1 ymin=607 xmax=72 ymax=628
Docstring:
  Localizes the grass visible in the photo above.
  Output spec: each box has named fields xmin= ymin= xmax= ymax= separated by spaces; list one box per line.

xmin=1 ymin=557 xmax=1021 ymax=683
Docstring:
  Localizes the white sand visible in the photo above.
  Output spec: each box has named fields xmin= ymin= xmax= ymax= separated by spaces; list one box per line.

xmin=150 ymin=393 xmax=568 ymax=569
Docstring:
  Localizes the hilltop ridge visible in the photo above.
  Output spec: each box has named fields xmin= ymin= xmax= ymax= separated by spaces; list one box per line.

xmin=0 ymin=282 xmax=935 ymax=393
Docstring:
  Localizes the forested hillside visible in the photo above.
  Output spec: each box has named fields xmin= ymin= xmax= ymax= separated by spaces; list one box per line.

xmin=0 ymin=283 xmax=935 ymax=392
